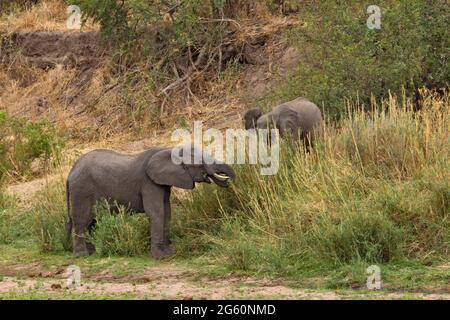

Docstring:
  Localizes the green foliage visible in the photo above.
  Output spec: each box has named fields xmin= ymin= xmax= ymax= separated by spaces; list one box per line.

xmin=373 ymin=171 xmax=450 ymax=257
xmin=308 ymin=211 xmax=403 ymax=265
xmin=90 ymin=201 xmax=150 ymax=257
xmin=29 ymin=182 xmax=150 ymax=256
xmin=0 ymin=189 xmax=13 ymax=212
xmin=0 ymin=111 xmax=64 ymax=182
xmin=0 ymin=193 xmax=18 ymax=244
xmin=68 ymin=0 xmax=249 ymax=108
xmin=69 ymin=0 xmax=159 ymax=44
xmin=31 ymin=178 xmax=71 ymax=252
xmin=70 ymin=0 xmax=227 ymax=50
xmin=260 ymin=0 xmax=450 ymax=117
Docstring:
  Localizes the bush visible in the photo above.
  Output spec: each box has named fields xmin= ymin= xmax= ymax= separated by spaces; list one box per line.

xmin=70 ymin=0 xmax=240 ymax=54
xmin=68 ymin=0 xmax=276 ymax=100
xmin=308 ymin=211 xmax=403 ymax=265
xmin=0 ymin=190 xmax=44 ymax=245
xmin=30 ymin=180 xmax=150 ymax=255
xmin=0 ymin=192 xmax=18 ymax=244
xmin=259 ymin=0 xmax=450 ymax=117
xmin=31 ymin=178 xmax=71 ymax=252
xmin=374 ymin=171 xmax=450 ymax=257
xmin=91 ymin=201 xmax=150 ymax=256
xmin=0 ymin=111 xmax=64 ymax=182
xmin=71 ymin=0 xmax=269 ymax=45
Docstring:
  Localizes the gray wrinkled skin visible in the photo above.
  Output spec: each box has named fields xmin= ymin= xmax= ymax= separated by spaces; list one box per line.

xmin=243 ymin=97 xmax=323 ymax=147
xmin=66 ymin=145 xmax=235 ymax=259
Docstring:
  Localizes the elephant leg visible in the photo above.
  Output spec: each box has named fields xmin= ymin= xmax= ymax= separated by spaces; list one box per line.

xmin=142 ymin=187 xmax=171 ymax=259
xmin=71 ymin=196 xmax=95 ymax=257
xmin=86 ymin=218 xmax=97 ymax=255
xmin=163 ymin=187 xmax=172 ymax=248
xmin=300 ymin=131 xmax=312 ymax=151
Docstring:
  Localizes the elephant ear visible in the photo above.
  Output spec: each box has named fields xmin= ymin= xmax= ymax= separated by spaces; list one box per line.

xmin=278 ymin=108 xmax=301 ymax=139
xmin=146 ymin=149 xmax=195 ymax=189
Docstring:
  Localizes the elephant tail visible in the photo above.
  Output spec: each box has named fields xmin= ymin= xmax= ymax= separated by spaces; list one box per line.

xmin=65 ymin=179 xmax=73 ymax=244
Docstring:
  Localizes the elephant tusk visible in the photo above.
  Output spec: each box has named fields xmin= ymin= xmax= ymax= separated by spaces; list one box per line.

xmin=213 ymin=173 xmax=230 ymax=181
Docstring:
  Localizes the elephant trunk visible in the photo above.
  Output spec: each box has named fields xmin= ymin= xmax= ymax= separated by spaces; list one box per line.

xmin=205 ymin=163 xmax=236 ymax=187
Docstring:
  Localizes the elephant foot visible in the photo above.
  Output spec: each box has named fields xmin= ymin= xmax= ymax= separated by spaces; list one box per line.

xmin=164 ymin=246 xmax=173 ymax=255
xmin=86 ymin=243 xmax=96 ymax=255
xmin=73 ymin=249 xmax=89 ymax=257
xmin=151 ymin=245 xmax=172 ymax=259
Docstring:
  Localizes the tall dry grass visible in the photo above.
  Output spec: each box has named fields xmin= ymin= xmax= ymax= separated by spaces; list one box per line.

xmin=175 ymin=89 xmax=449 ymax=272
xmin=0 ymin=0 xmax=97 ymax=33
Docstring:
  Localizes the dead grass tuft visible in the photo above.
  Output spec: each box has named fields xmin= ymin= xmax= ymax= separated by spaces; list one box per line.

xmin=0 ymin=0 xmax=97 ymax=33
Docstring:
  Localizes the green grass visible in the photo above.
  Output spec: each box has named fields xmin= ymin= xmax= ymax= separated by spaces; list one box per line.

xmin=22 ymin=179 xmax=149 ymax=256
xmin=0 ymin=193 xmax=29 ymax=244
xmin=0 ymin=111 xmax=65 ymax=182
xmin=91 ymin=201 xmax=150 ymax=257
xmin=0 ymin=289 xmax=144 ymax=300
xmin=0 ymin=242 xmax=447 ymax=299
xmin=0 ymin=242 xmax=158 ymax=280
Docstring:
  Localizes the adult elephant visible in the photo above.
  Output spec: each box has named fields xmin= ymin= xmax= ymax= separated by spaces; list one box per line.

xmin=66 ymin=145 xmax=235 ymax=259
xmin=243 ymin=97 xmax=322 ymax=147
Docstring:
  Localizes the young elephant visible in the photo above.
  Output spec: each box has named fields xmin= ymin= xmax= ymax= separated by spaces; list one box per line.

xmin=243 ymin=97 xmax=322 ymax=147
xmin=66 ymin=145 xmax=235 ymax=259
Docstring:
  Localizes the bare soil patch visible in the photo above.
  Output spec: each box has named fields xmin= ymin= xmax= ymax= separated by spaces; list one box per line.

xmin=5 ymin=30 xmax=104 ymax=70
xmin=1 ymin=261 xmax=449 ymax=299
xmin=1 ymin=30 xmax=107 ymax=124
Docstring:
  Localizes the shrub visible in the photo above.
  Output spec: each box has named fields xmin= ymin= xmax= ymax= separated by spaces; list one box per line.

xmin=90 ymin=201 xmax=150 ymax=257
xmin=68 ymin=0 xmax=275 ymax=100
xmin=71 ymin=0 xmax=270 ymax=46
xmin=259 ymin=0 xmax=450 ymax=117
xmin=70 ymin=0 xmax=238 ymax=55
xmin=308 ymin=211 xmax=403 ymax=265
xmin=0 ymin=111 xmax=64 ymax=182
xmin=0 ymin=192 xmax=18 ymax=244
xmin=30 ymin=179 xmax=150 ymax=255
xmin=29 ymin=179 xmax=151 ymax=256
xmin=31 ymin=178 xmax=71 ymax=252
xmin=374 ymin=170 xmax=450 ymax=257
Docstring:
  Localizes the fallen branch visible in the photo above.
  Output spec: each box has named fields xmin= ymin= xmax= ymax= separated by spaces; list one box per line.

xmin=157 ymin=72 xmax=190 ymax=96
xmin=199 ymin=18 xmax=241 ymax=29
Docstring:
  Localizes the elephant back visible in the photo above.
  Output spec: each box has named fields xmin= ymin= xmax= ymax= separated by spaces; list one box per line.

xmin=277 ymin=98 xmax=322 ymax=133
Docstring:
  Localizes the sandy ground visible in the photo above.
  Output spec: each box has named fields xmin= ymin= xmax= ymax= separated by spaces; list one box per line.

xmin=1 ymin=263 xmax=448 ymax=300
